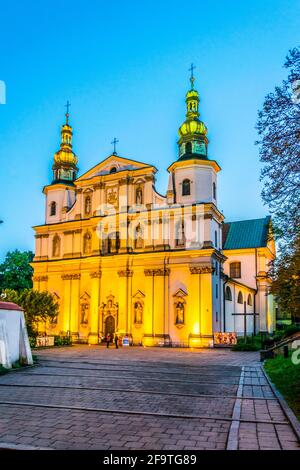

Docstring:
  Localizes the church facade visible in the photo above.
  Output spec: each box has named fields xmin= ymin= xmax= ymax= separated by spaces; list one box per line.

xmin=32 ymin=75 xmax=276 ymax=347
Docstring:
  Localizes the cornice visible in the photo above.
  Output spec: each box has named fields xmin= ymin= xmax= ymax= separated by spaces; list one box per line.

xmin=144 ymin=268 xmax=170 ymax=276
xmin=189 ymin=264 xmax=215 ymax=274
xmin=61 ymin=273 xmax=81 ymax=280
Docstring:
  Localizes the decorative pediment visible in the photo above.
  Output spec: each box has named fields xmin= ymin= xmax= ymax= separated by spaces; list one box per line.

xmin=132 ymin=290 xmax=145 ymax=299
xmin=76 ymin=155 xmax=154 ymax=181
xmin=80 ymin=292 xmax=90 ymax=302
xmin=173 ymin=288 xmax=187 ymax=298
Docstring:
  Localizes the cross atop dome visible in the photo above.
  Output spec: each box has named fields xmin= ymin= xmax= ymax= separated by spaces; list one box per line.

xmin=188 ymin=63 xmax=196 ymax=89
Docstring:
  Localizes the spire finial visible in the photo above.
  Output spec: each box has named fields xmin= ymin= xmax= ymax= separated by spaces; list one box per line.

xmin=111 ymin=137 xmax=119 ymax=155
xmin=65 ymin=100 xmax=71 ymax=124
xmin=188 ymin=63 xmax=196 ymax=89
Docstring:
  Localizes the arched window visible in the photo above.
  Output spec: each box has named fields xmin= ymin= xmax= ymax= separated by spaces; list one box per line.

xmin=83 ymin=232 xmax=92 ymax=254
xmin=230 ymin=262 xmax=241 ymax=279
xmin=213 ymin=182 xmax=216 ymax=199
xmin=225 ymin=286 xmax=232 ymax=301
xmin=182 ymin=179 xmax=191 ymax=196
xmin=52 ymin=235 xmax=60 ymax=257
xmin=110 ymin=167 xmax=117 ymax=173
xmin=185 ymin=142 xmax=192 ymax=154
xmin=247 ymin=294 xmax=253 ymax=306
xmin=237 ymin=291 xmax=243 ymax=304
xmin=84 ymin=196 xmax=91 ymax=216
xmin=50 ymin=201 xmax=56 ymax=216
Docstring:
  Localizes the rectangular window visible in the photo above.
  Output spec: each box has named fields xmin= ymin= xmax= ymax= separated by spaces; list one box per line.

xmin=230 ymin=262 xmax=241 ymax=279
xmin=216 ymin=283 xmax=218 ymax=299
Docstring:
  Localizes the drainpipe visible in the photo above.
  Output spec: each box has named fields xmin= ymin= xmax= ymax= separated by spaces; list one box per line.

xmin=223 ymin=274 xmax=228 ymax=333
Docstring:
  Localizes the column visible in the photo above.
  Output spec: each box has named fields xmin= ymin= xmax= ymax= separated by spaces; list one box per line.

xmin=117 ymin=268 xmax=133 ymax=335
xmin=70 ymin=276 xmax=80 ymax=341
xmin=189 ymin=265 xmax=214 ymax=347
xmin=61 ymin=275 xmax=71 ymax=334
xmin=144 ymin=269 xmax=154 ymax=345
xmin=88 ymin=271 xmax=101 ymax=344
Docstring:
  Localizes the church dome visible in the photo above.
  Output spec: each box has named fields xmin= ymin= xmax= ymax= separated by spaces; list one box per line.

xmin=179 ymin=119 xmax=207 ymax=138
xmin=52 ymin=104 xmax=79 ymax=183
xmin=54 ymin=148 xmax=78 ymax=165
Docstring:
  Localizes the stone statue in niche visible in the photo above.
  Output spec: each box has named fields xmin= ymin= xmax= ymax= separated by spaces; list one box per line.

xmin=85 ymin=196 xmax=91 ymax=215
xmin=134 ymin=301 xmax=143 ymax=324
xmin=135 ymin=224 xmax=144 ymax=249
xmin=80 ymin=302 xmax=89 ymax=324
xmin=175 ymin=301 xmax=185 ymax=324
xmin=136 ymin=187 xmax=143 ymax=205
xmin=83 ymin=233 xmax=92 ymax=254
xmin=176 ymin=221 xmax=185 ymax=246
xmin=52 ymin=236 xmax=60 ymax=257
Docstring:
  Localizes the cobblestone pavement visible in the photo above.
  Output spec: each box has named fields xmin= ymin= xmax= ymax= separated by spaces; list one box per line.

xmin=0 ymin=346 xmax=299 ymax=450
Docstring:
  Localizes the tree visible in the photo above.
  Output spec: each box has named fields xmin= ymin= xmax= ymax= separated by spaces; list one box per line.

xmin=0 ymin=250 xmax=34 ymax=292
xmin=256 ymin=47 xmax=300 ymax=247
xmin=2 ymin=289 xmax=59 ymax=337
xmin=271 ymin=235 xmax=300 ymax=323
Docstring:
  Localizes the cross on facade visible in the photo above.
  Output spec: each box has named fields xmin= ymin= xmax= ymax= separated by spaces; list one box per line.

xmin=111 ymin=137 xmax=119 ymax=155
xmin=65 ymin=100 xmax=71 ymax=123
xmin=232 ymin=301 xmax=260 ymax=342
xmin=189 ymin=63 xmax=196 ymax=88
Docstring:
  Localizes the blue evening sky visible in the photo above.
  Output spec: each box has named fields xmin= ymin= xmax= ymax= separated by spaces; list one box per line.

xmin=0 ymin=0 xmax=299 ymax=260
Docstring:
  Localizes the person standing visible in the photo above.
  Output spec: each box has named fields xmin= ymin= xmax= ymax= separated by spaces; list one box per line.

xmin=114 ymin=333 xmax=119 ymax=349
xmin=106 ymin=333 xmax=110 ymax=348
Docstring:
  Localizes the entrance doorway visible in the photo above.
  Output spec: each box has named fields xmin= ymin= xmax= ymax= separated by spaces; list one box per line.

xmin=105 ymin=315 xmax=115 ymax=341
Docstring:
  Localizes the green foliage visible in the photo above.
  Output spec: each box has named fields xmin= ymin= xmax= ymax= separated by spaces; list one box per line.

xmin=271 ymin=235 xmax=300 ymax=323
xmin=256 ymin=47 xmax=300 ymax=246
xmin=232 ymin=334 xmax=263 ymax=351
xmin=0 ymin=366 xmax=9 ymax=375
xmin=264 ymin=354 xmax=300 ymax=420
xmin=2 ymin=288 xmax=59 ymax=337
xmin=0 ymin=250 xmax=34 ymax=292
xmin=232 ymin=342 xmax=260 ymax=351
xmin=54 ymin=335 xmax=72 ymax=346
xmin=29 ymin=336 xmax=37 ymax=349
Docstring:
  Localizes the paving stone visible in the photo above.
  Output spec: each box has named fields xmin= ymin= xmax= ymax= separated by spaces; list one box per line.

xmin=0 ymin=345 xmax=299 ymax=451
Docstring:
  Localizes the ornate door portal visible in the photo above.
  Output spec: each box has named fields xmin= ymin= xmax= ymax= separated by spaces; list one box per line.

xmin=100 ymin=294 xmax=118 ymax=341
xmin=104 ymin=315 xmax=115 ymax=340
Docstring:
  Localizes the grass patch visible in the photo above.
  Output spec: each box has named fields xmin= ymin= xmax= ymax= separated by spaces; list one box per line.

xmin=231 ymin=334 xmax=263 ymax=351
xmin=264 ymin=354 xmax=300 ymax=420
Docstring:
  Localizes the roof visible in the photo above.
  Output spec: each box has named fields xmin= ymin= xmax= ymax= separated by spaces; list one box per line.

xmin=223 ymin=216 xmax=271 ymax=250
xmin=0 ymin=301 xmax=23 ymax=311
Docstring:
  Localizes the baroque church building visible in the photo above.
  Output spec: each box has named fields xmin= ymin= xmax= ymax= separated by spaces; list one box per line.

xmin=32 ymin=75 xmax=276 ymax=347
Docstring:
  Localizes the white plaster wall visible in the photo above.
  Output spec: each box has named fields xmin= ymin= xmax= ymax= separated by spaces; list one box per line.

xmin=223 ymin=250 xmax=257 ymax=290
xmin=0 ymin=310 xmax=21 ymax=363
xmin=45 ymin=189 xmax=66 ymax=224
xmin=174 ymin=165 xmax=217 ymax=205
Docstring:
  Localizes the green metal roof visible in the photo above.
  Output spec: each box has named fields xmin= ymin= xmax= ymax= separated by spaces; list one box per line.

xmin=222 ymin=216 xmax=271 ymax=250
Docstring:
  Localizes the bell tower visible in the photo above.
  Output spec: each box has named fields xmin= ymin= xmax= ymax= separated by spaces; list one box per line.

xmin=167 ymin=67 xmax=221 ymax=206
xmin=178 ymin=64 xmax=208 ymax=160
xmin=52 ymin=101 xmax=78 ymax=183
xmin=43 ymin=103 xmax=78 ymax=224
